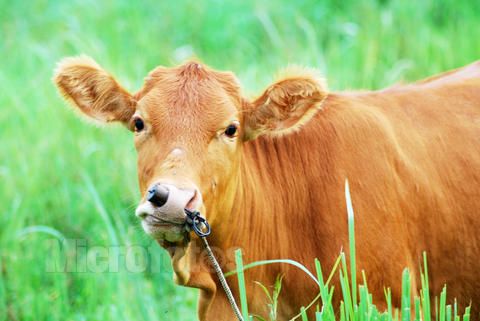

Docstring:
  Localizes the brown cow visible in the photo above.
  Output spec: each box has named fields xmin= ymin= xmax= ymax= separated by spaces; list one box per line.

xmin=54 ymin=57 xmax=480 ymax=320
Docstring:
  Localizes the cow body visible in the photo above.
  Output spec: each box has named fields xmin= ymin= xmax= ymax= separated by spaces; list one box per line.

xmin=191 ymin=62 xmax=480 ymax=319
xmin=55 ymin=59 xmax=480 ymax=320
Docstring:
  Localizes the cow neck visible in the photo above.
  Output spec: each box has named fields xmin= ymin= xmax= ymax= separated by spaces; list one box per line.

xmin=206 ymin=132 xmax=327 ymax=253
xmin=204 ymin=107 xmax=340 ymax=259
xmin=200 ymin=152 xmax=247 ymax=246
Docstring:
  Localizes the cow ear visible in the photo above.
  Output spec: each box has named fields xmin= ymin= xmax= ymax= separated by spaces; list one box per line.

xmin=53 ymin=56 xmax=135 ymax=125
xmin=244 ymin=68 xmax=328 ymax=140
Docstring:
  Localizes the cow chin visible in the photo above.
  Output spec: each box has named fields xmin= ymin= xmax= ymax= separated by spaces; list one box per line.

xmin=136 ymin=200 xmax=190 ymax=243
xmin=141 ymin=220 xmax=186 ymax=243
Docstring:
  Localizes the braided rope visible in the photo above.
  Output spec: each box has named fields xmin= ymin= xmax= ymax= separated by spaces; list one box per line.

xmin=200 ymin=237 xmax=244 ymax=321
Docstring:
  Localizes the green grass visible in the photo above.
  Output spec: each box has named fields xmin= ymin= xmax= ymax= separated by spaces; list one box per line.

xmin=230 ymin=181 xmax=471 ymax=321
xmin=0 ymin=1 xmax=479 ymax=320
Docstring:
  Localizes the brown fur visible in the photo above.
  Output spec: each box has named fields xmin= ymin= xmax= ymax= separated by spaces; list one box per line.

xmin=54 ymin=58 xmax=480 ymax=320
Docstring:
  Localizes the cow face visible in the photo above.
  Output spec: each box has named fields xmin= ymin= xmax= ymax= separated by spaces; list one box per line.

xmin=54 ymin=56 xmax=327 ymax=246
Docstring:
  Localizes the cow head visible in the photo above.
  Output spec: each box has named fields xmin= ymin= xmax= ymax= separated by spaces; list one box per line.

xmin=54 ymin=56 xmax=327 ymax=250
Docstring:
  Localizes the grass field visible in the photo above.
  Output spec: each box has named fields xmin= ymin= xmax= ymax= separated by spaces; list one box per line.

xmin=1 ymin=1 xmax=479 ymax=320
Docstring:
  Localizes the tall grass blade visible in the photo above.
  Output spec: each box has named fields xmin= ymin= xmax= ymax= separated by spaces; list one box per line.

xmin=225 ymin=259 xmax=319 ymax=286
xmin=291 ymin=294 xmax=323 ymax=321
xmin=401 ymin=269 xmax=411 ymax=321
xmin=384 ymin=287 xmax=393 ymax=321
xmin=300 ymin=307 xmax=308 ymax=321
xmin=361 ymin=270 xmax=371 ymax=307
xmin=439 ymin=286 xmax=447 ymax=321
xmin=16 ymin=225 xmax=66 ymax=243
xmin=462 ymin=306 xmax=470 ymax=321
xmin=454 ymin=300 xmax=457 ymax=320
xmin=235 ymin=249 xmax=250 ymax=321
xmin=339 ymin=264 xmax=354 ymax=321
xmin=421 ymin=252 xmax=431 ymax=321
xmin=345 ymin=179 xmax=357 ymax=306
xmin=414 ymin=297 xmax=421 ymax=321
xmin=359 ymin=285 xmax=368 ymax=321
xmin=340 ymin=301 xmax=346 ymax=321
xmin=314 ymin=258 xmax=335 ymax=320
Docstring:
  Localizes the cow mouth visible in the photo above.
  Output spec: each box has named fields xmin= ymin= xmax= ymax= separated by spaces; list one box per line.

xmin=143 ymin=214 xmax=185 ymax=227
xmin=135 ymin=202 xmax=188 ymax=243
xmin=135 ymin=185 xmax=203 ymax=243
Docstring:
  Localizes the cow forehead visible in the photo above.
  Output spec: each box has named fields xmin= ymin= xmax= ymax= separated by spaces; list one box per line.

xmin=135 ymin=61 xmax=242 ymax=135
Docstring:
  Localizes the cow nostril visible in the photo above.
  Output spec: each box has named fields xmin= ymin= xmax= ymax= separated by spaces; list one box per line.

xmin=147 ymin=185 xmax=169 ymax=207
xmin=185 ymin=190 xmax=199 ymax=210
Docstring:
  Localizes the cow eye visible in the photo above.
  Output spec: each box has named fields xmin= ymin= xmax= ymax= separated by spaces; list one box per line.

xmin=224 ymin=124 xmax=238 ymax=138
xmin=134 ymin=117 xmax=144 ymax=132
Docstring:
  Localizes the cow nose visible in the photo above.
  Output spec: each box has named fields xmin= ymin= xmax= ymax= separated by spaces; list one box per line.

xmin=144 ymin=183 xmax=198 ymax=213
xmin=137 ymin=183 xmax=200 ymax=225
xmin=147 ymin=185 xmax=169 ymax=207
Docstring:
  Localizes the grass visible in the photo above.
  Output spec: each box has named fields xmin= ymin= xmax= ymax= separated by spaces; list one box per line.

xmin=0 ymin=0 xmax=479 ymax=320
xmin=230 ymin=181 xmax=471 ymax=321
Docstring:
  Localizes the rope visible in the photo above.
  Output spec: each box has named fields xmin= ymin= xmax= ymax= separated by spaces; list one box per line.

xmin=200 ymin=237 xmax=245 ymax=321
xmin=184 ymin=208 xmax=245 ymax=321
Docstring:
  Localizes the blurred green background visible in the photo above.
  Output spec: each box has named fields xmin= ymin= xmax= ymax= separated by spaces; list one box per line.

xmin=0 ymin=1 xmax=479 ymax=320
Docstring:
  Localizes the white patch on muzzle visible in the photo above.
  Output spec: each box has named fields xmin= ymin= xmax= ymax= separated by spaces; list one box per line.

xmin=154 ymin=184 xmax=195 ymax=224
xmin=135 ymin=184 xmax=195 ymax=242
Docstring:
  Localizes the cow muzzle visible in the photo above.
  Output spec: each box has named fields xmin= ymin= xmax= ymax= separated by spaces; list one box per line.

xmin=135 ymin=183 xmax=201 ymax=242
